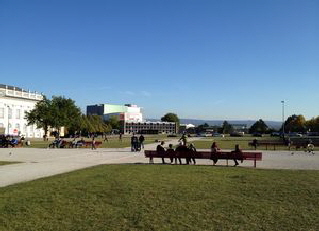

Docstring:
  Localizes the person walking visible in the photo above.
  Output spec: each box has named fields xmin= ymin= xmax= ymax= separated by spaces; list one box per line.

xmin=139 ymin=134 xmax=145 ymax=149
xmin=92 ymin=137 xmax=97 ymax=150
xmin=188 ymin=143 xmax=197 ymax=165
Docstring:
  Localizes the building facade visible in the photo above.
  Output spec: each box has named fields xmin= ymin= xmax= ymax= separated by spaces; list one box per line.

xmin=123 ymin=121 xmax=177 ymax=134
xmin=0 ymin=84 xmax=45 ymax=138
xmin=87 ymin=104 xmax=143 ymax=122
xmin=87 ymin=103 xmax=177 ymax=134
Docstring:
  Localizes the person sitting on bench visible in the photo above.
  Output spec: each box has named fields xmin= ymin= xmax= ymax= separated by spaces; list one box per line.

xmin=210 ymin=142 xmax=219 ymax=165
xmin=231 ymin=144 xmax=243 ymax=166
xmin=166 ymin=144 xmax=176 ymax=164
xmin=156 ymin=141 xmax=166 ymax=164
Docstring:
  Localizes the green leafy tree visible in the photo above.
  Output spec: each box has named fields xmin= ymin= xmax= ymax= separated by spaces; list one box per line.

xmin=196 ymin=123 xmax=210 ymax=133
xmin=25 ymin=96 xmax=82 ymax=136
xmin=107 ymin=115 xmax=121 ymax=130
xmin=249 ymin=119 xmax=268 ymax=134
xmin=220 ymin=121 xmax=233 ymax=134
xmin=161 ymin=113 xmax=179 ymax=133
xmin=25 ymin=96 xmax=52 ymax=135
xmin=306 ymin=116 xmax=319 ymax=132
xmin=50 ymin=96 xmax=82 ymax=132
xmin=161 ymin=113 xmax=180 ymax=123
xmin=282 ymin=114 xmax=307 ymax=133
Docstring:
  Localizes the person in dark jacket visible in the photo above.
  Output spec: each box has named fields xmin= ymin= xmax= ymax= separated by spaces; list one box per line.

xmin=139 ymin=134 xmax=145 ymax=149
xmin=210 ymin=142 xmax=219 ymax=165
xmin=231 ymin=144 xmax=243 ymax=166
xmin=188 ymin=143 xmax=197 ymax=165
xmin=156 ymin=141 xmax=166 ymax=164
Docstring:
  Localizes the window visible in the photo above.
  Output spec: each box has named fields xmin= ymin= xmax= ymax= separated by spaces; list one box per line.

xmin=0 ymin=108 xmax=4 ymax=119
xmin=16 ymin=109 xmax=21 ymax=119
xmin=8 ymin=107 xmax=12 ymax=119
xmin=15 ymin=123 xmax=20 ymax=129
xmin=0 ymin=123 xmax=4 ymax=128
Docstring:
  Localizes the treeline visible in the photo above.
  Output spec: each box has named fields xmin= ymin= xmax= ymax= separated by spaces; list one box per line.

xmin=25 ymin=96 xmax=119 ymax=136
xmin=191 ymin=114 xmax=319 ymax=134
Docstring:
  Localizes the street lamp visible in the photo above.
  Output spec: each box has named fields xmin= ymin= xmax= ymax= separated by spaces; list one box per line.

xmin=281 ymin=101 xmax=285 ymax=140
xmin=6 ymin=105 xmax=10 ymax=135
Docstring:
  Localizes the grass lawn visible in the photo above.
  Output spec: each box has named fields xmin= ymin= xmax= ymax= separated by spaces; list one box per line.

xmin=1 ymin=165 xmax=318 ymax=231
xmin=0 ymin=161 xmax=22 ymax=166
xmin=191 ymin=136 xmax=319 ymax=151
xmin=25 ymin=135 xmax=175 ymax=149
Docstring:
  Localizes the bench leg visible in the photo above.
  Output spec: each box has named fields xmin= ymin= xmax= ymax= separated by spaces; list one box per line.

xmin=254 ymin=153 xmax=257 ymax=168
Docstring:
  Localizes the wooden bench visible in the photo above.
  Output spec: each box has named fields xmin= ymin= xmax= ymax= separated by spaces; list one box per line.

xmin=145 ymin=150 xmax=262 ymax=167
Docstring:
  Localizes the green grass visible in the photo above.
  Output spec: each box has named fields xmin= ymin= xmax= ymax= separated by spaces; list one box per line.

xmin=1 ymin=165 xmax=318 ymax=231
xmin=25 ymin=135 xmax=175 ymax=149
xmin=0 ymin=161 xmax=22 ymax=166
xmin=191 ymin=136 xmax=319 ymax=150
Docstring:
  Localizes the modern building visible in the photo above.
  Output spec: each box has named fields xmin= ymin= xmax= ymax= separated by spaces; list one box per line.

xmin=87 ymin=103 xmax=177 ymax=134
xmin=124 ymin=121 xmax=177 ymax=134
xmin=0 ymin=84 xmax=45 ymax=138
xmin=87 ymin=104 xmax=143 ymax=122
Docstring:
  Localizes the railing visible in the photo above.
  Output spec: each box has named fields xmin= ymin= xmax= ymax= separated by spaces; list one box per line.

xmin=1 ymin=86 xmax=43 ymax=101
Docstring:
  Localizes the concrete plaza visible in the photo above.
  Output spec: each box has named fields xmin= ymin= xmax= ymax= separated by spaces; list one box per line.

xmin=1 ymin=140 xmax=318 ymax=187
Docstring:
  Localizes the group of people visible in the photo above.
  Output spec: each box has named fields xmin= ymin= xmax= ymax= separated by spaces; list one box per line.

xmin=211 ymin=142 xmax=243 ymax=166
xmin=156 ymin=141 xmax=197 ymax=165
xmin=0 ymin=135 xmax=30 ymax=148
xmin=130 ymin=134 xmax=145 ymax=152
xmin=154 ymin=134 xmax=244 ymax=166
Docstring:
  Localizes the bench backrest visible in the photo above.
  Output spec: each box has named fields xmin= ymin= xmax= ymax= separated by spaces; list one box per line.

xmin=145 ymin=150 xmax=262 ymax=160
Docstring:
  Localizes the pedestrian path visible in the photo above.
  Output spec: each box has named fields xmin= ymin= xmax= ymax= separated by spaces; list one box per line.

xmin=0 ymin=138 xmax=318 ymax=187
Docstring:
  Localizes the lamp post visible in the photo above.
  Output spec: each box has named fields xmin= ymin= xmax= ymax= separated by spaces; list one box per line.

xmin=281 ymin=101 xmax=285 ymax=140
xmin=6 ymin=105 xmax=10 ymax=135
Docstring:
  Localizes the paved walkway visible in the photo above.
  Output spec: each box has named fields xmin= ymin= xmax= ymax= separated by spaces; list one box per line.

xmin=1 ymin=139 xmax=318 ymax=187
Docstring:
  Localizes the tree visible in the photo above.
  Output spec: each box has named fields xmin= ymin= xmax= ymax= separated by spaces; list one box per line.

xmin=107 ymin=115 xmax=121 ymax=130
xmin=161 ymin=113 xmax=180 ymax=132
xmin=161 ymin=113 xmax=180 ymax=123
xmin=305 ymin=116 xmax=319 ymax=132
xmin=282 ymin=114 xmax=307 ymax=133
xmin=220 ymin=121 xmax=233 ymax=134
xmin=50 ymin=96 xmax=81 ymax=132
xmin=196 ymin=123 xmax=210 ymax=133
xmin=25 ymin=95 xmax=82 ymax=136
xmin=25 ymin=96 xmax=52 ymax=135
xmin=249 ymin=119 xmax=268 ymax=134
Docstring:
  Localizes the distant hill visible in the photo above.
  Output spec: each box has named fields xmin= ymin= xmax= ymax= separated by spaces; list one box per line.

xmin=147 ymin=118 xmax=282 ymax=129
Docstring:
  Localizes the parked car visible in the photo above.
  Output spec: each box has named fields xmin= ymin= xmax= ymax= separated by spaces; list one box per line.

xmin=252 ymin=132 xmax=263 ymax=137
xmin=212 ymin=133 xmax=225 ymax=137
xmin=271 ymin=132 xmax=281 ymax=137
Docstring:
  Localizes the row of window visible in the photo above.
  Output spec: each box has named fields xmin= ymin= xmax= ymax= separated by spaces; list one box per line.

xmin=0 ymin=123 xmax=36 ymax=131
xmin=0 ymin=108 xmax=25 ymax=119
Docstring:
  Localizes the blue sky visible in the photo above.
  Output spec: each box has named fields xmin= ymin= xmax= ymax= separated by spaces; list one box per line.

xmin=1 ymin=0 xmax=318 ymax=121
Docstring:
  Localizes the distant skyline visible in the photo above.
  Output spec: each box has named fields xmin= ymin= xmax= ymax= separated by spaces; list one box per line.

xmin=1 ymin=0 xmax=318 ymax=121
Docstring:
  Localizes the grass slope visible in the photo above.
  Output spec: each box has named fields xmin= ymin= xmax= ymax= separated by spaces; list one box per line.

xmin=1 ymin=165 xmax=318 ymax=231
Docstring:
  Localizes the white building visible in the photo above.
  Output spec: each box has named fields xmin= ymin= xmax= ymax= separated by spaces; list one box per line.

xmin=0 ymin=84 xmax=45 ymax=138
xmin=87 ymin=104 xmax=143 ymax=122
